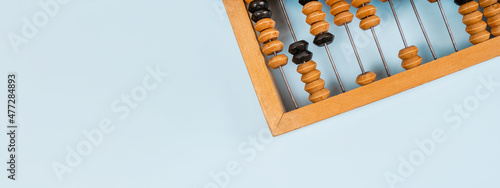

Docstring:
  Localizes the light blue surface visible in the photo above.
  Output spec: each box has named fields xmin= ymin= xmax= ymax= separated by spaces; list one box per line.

xmin=0 ymin=0 xmax=499 ymax=187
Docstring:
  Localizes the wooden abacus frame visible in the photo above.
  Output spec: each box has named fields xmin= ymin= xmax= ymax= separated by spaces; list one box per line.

xmin=223 ymin=0 xmax=500 ymax=136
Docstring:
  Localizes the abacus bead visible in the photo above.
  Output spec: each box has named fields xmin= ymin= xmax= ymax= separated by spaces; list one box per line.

xmin=329 ymin=1 xmax=351 ymax=16
xmin=462 ymin=10 xmax=483 ymax=25
xmin=310 ymin=21 xmax=330 ymax=36
xmin=248 ymin=0 xmax=269 ymax=13
xmin=401 ymin=56 xmax=422 ymax=70
xmin=304 ymin=79 xmax=325 ymax=93
xmin=351 ymin=0 xmax=371 ymax=8
xmin=488 ymin=13 xmax=500 ymax=27
xmin=356 ymin=71 xmax=376 ymax=86
xmin=288 ymin=40 xmax=309 ymax=55
xmin=262 ymin=40 xmax=284 ymax=55
xmin=292 ymin=50 xmax=314 ymax=64
xmin=466 ymin=21 xmax=487 ymax=34
xmin=469 ymin=30 xmax=491 ymax=44
xmin=334 ymin=11 xmax=354 ymax=26
xmin=492 ymin=26 xmax=500 ymax=36
xmin=252 ymin=9 xmax=272 ymax=22
xmin=379 ymin=0 xmax=389 ymax=2
xmin=359 ymin=15 xmax=380 ymax=30
xmin=303 ymin=1 xmax=323 ymax=15
xmin=306 ymin=11 xmax=327 ymax=25
xmin=484 ymin=4 xmax=500 ymax=18
xmin=428 ymin=0 xmax=438 ymax=3
xmin=297 ymin=60 xmax=317 ymax=74
xmin=301 ymin=69 xmax=321 ymax=83
xmin=356 ymin=5 xmax=377 ymax=19
xmin=245 ymin=0 xmax=255 ymax=4
xmin=398 ymin=45 xmax=419 ymax=60
xmin=258 ymin=28 xmax=279 ymax=43
xmin=480 ymin=0 xmax=497 ymax=7
xmin=309 ymin=88 xmax=330 ymax=103
xmin=458 ymin=1 xmax=479 ymax=15
xmin=326 ymin=0 xmax=342 ymax=7
xmin=268 ymin=54 xmax=288 ymax=69
xmin=313 ymin=32 xmax=335 ymax=46
xmin=455 ymin=0 xmax=473 ymax=6
xmin=255 ymin=18 xmax=275 ymax=32
xmin=299 ymin=0 xmax=318 ymax=6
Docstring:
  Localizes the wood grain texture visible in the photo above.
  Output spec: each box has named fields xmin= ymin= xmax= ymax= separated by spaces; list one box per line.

xmin=223 ymin=0 xmax=285 ymax=131
xmin=223 ymin=0 xmax=500 ymax=137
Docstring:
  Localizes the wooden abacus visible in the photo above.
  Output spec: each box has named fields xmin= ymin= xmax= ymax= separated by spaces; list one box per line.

xmin=224 ymin=0 xmax=500 ymax=136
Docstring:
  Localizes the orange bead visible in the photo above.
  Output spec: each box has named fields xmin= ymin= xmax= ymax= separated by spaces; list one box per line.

xmin=356 ymin=5 xmax=376 ymax=19
xmin=309 ymin=88 xmax=330 ymax=103
xmin=398 ymin=46 xmax=419 ymax=60
xmin=458 ymin=1 xmax=479 ymax=15
xmin=487 ymin=12 xmax=500 ymax=27
xmin=268 ymin=54 xmax=288 ymax=69
xmin=356 ymin=71 xmax=376 ymax=86
xmin=401 ymin=56 xmax=422 ymax=70
xmin=329 ymin=1 xmax=351 ymax=16
xmin=326 ymin=0 xmax=343 ymax=7
xmin=469 ymin=30 xmax=491 ymax=44
xmin=351 ymin=0 xmax=371 ymax=8
xmin=462 ymin=10 xmax=483 ymax=25
xmin=483 ymin=3 xmax=500 ymax=17
xmin=255 ymin=18 xmax=275 ymax=32
xmin=306 ymin=11 xmax=327 ymax=25
xmin=466 ymin=21 xmax=487 ymax=34
xmin=297 ymin=61 xmax=317 ymax=74
xmin=301 ymin=69 xmax=321 ymax=83
xmin=258 ymin=28 xmax=279 ymax=43
xmin=334 ymin=11 xmax=354 ymax=26
xmin=303 ymin=1 xmax=323 ymax=15
xmin=305 ymin=79 xmax=325 ymax=93
xmin=262 ymin=40 xmax=284 ymax=55
xmin=310 ymin=21 xmax=330 ymax=36
xmin=480 ymin=0 xmax=497 ymax=8
xmin=359 ymin=15 xmax=380 ymax=30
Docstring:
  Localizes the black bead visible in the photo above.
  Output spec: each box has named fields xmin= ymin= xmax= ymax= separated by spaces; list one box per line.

xmin=251 ymin=9 xmax=272 ymax=22
xmin=299 ymin=0 xmax=318 ymax=6
xmin=288 ymin=40 xmax=309 ymax=55
xmin=454 ymin=0 xmax=472 ymax=5
xmin=248 ymin=0 xmax=269 ymax=13
xmin=292 ymin=50 xmax=313 ymax=64
xmin=313 ymin=32 xmax=335 ymax=46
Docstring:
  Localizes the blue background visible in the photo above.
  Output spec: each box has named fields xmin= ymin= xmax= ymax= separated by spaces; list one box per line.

xmin=0 ymin=0 xmax=499 ymax=187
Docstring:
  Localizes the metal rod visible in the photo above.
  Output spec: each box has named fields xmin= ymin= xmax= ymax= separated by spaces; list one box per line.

xmin=324 ymin=44 xmax=346 ymax=92
xmin=370 ymin=27 xmax=391 ymax=77
xmin=389 ymin=0 xmax=408 ymax=47
xmin=278 ymin=66 xmax=299 ymax=108
xmin=410 ymin=0 xmax=438 ymax=60
xmin=437 ymin=0 xmax=459 ymax=52
xmin=277 ymin=0 xmax=298 ymax=42
xmin=344 ymin=24 xmax=366 ymax=73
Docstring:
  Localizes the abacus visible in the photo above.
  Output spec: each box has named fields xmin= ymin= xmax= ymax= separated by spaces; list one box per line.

xmin=224 ymin=0 xmax=500 ymax=136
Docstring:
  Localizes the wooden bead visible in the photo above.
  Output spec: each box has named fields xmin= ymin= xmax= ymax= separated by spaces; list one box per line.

xmin=469 ymin=30 xmax=491 ymax=44
xmin=244 ymin=0 xmax=255 ymax=4
xmin=480 ymin=0 xmax=497 ymax=7
xmin=458 ymin=1 xmax=479 ymax=15
xmin=301 ymin=69 xmax=321 ymax=83
xmin=258 ymin=28 xmax=279 ymax=43
xmin=483 ymin=3 xmax=500 ymax=17
xmin=334 ymin=11 xmax=354 ymax=26
xmin=255 ymin=18 xmax=275 ymax=32
xmin=268 ymin=54 xmax=288 ymax=69
xmin=356 ymin=5 xmax=377 ymax=19
xmin=463 ymin=10 xmax=483 ymax=25
xmin=262 ymin=40 xmax=284 ymax=55
xmin=379 ymin=0 xmax=389 ymax=2
xmin=303 ymin=1 xmax=323 ymax=15
xmin=398 ymin=45 xmax=418 ymax=60
xmin=329 ymin=1 xmax=351 ymax=16
xmin=428 ymin=0 xmax=438 ymax=3
xmin=492 ymin=26 xmax=500 ymax=36
xmin=466 ymin=20 xmax=487 ymax=34
xmin=326 ymin=0 xmax=343 ymax=7
xmin=305 ymin=79 xmax=325 ymax=93
xmin=297 ymin=60 xmax=317 ymax=74
xmin=401 ymin=55 xmax=422 ymax=70
xmin=356 ymin=71 xmax=376 ymax=86
xmin=487 ymin=12 xmax=500 ymax=27
xmin=359 ymin=15 xmax=380 ymax=30
xmin=306 ymin=11 xmax=327 ymax=25
xmin=309 ymin=88 xmax=330 ymax=103
xmin=310 ymin=21 xmax=330 ymax=36
xmin=351 ymin=0 xmax=371 ymax=8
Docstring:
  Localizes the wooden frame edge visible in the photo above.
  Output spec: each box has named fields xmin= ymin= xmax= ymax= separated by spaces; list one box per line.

xmin=274 ymin=37 xmax=500 ymax=136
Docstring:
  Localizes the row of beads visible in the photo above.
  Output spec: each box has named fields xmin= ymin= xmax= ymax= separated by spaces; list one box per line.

xmin=301 ymin=1 xmax=336 ymax=47
xmin=480 ymin=0 xmax=500 ymax=36
xmin=351 ymin=0 xmax=380 ymax=30
xmin=248 ymin=0 xmax=288 ymax=69
xmin=288 ymin=41 xmax=330 ymax=103
xmin=456 ymin=0 xmax=491 ymax=44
